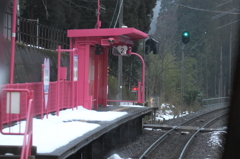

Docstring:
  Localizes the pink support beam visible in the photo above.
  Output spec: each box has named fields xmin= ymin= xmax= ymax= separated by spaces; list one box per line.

xmin=77 ymin=47 xmax=85 ymax=106
xmin=57 ymin=46 xmax=61 ymax=115
xmin=102 ymin=48 xmax=108 ymax=107
xmin=84 ymin=45 xmax=90 ymax=109
xmin=10 ymin=0 xmax=17 ymax=84
xmin=70 ymin=38 xmax=73 ymax=81
xmin=41 ymin=64 xmax=44 ymax=119
xmin=68 ymin=28 xmax=148 ymax=41
xmin=94 ymin=55 xmax=99 ymax=109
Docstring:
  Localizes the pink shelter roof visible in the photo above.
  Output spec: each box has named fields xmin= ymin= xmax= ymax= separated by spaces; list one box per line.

xmin=67 ymin=28 xmax=148 ymax=41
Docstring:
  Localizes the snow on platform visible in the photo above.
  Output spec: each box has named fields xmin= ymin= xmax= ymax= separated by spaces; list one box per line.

xmin=0 ymin=106 xmax=127 ymax=153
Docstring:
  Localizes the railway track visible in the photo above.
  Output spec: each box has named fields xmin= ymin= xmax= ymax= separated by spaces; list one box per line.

xmin=138 ymin=107 xmax=228 ymax=159
xmin=178 ymin=113 xmax=227 ymax=159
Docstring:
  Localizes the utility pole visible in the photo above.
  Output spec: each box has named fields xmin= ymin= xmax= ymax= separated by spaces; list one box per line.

xmin=229 ymin=19 xmax=232 ymax=96
xmin=180 ymin=44 xmax=185 ymax=114
xmin=117 ymin=0 xmax=123 ymax=105
xmin=219 ymin=44 xmax=223 ymax=97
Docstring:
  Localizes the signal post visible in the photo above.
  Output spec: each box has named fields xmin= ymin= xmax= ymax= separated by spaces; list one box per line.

xmin=181 ymin=31 xmax=190 ymax=113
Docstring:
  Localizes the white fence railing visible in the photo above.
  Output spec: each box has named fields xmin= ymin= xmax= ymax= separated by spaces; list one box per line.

xmin=202 ymin=97 xmax=230 ymax=107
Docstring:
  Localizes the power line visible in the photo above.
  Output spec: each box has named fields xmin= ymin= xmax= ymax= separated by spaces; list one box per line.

xmin=217 ymin=19 xmax=240 ymax=29
xmin=216 ymin=0 xmax=232 ymax=8
xmin=211 ymin=8 xmax=236 ymax=20
xmin=59 ymin=0 xmax=95 ymax=11
xmin=171 ymin=2 xmax=240 ymax=14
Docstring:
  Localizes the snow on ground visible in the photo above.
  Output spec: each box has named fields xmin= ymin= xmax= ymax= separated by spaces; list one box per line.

xmin=107 ymin=154 xmax=122 ymax=159
xmin=0 ymin=106 xmax=127 ymax=153
xmin=155 ymin=103 xmax=189 ymax=122
xmin=26 ymin=44 xmax=46 ymax=50
xmin=208 ymin=131 xmax=226 ymax=148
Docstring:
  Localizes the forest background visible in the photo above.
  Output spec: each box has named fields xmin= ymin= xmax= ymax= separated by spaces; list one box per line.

xmin=18 ymin=0 xmax=240 ymax=111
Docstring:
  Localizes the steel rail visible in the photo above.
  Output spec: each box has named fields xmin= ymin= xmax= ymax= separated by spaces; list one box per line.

xmin=138 ymin=107 xmax=228 ymax=159
xmin=178 ymin=112 xmax=228 ymax=159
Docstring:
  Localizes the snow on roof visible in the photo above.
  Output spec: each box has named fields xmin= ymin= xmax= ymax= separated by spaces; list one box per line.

xmin=0 ymin=106 xmax=127 ymax=153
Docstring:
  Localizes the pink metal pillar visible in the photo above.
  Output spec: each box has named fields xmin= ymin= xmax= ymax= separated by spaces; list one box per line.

xmin=57 ymin=46 xmax=61 ymax=116
xmin=84 ymin=45 xmax=90 ymax=109
xmin=77 ymin=46 xmax=84 ymax=106
xmin=77 ymin=44 xmax=91 ymax=109
xmin=69 ymin=38 xmax=75 ymax=109
xmin=70 ymin=38 xmax=73 ymax=81
xmin=10 ymin=0 xmax=17 ymax=84
xmin=97 ymin=53 xmax=104 ymax=105
xmin=41 ymin=64 xmax=44 ymax=119
xmin=70 ymin=41 xmax=74 ymax=109
xmin=70 ymin=38 xmax=78 ymax=109
xmin=102 ymin=48 xmax=108 ymax=107
xmin=94 ymin=55 xmax=99 ymax=109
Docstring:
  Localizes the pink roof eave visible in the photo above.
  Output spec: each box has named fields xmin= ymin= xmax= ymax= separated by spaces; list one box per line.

xmin=67 ymin=28 xmax=148 ymax=41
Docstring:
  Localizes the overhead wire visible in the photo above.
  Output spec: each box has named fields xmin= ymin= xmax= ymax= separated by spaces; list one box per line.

xmin=113 ymin=0 xmax=123 ymax=28
xmin=170 ymin=1 xmax=239 ymax=35
xmin=171 ymin=2 xmax=240 ymax=14
xmin=109 ymin=0 xmax=120 ymax=28
xmin=59 ymin=0 xmax=95 ymax=11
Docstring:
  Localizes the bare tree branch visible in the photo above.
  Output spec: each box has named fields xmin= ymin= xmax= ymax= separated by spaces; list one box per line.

xmin=42 ymin=0 xmax=49 ymax=20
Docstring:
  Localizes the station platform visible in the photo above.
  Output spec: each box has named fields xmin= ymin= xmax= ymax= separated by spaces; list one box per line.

xmin=31 ymin=106 xmax=154 ymax=159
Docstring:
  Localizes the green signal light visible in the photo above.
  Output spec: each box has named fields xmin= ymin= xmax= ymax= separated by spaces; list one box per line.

xmin=183 ymin=32 xmax=189 ymax=37
xmin=182 ymin=31 xmax=190 ymax=44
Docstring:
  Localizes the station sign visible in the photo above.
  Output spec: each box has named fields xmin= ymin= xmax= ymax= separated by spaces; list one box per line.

xmin=43 ymin=58 xmax=50 ymax=109
xmin=117 ymin=45 xmax=128 ymax=55
xmin=112 ymin=45 xmax=129 ymax=56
